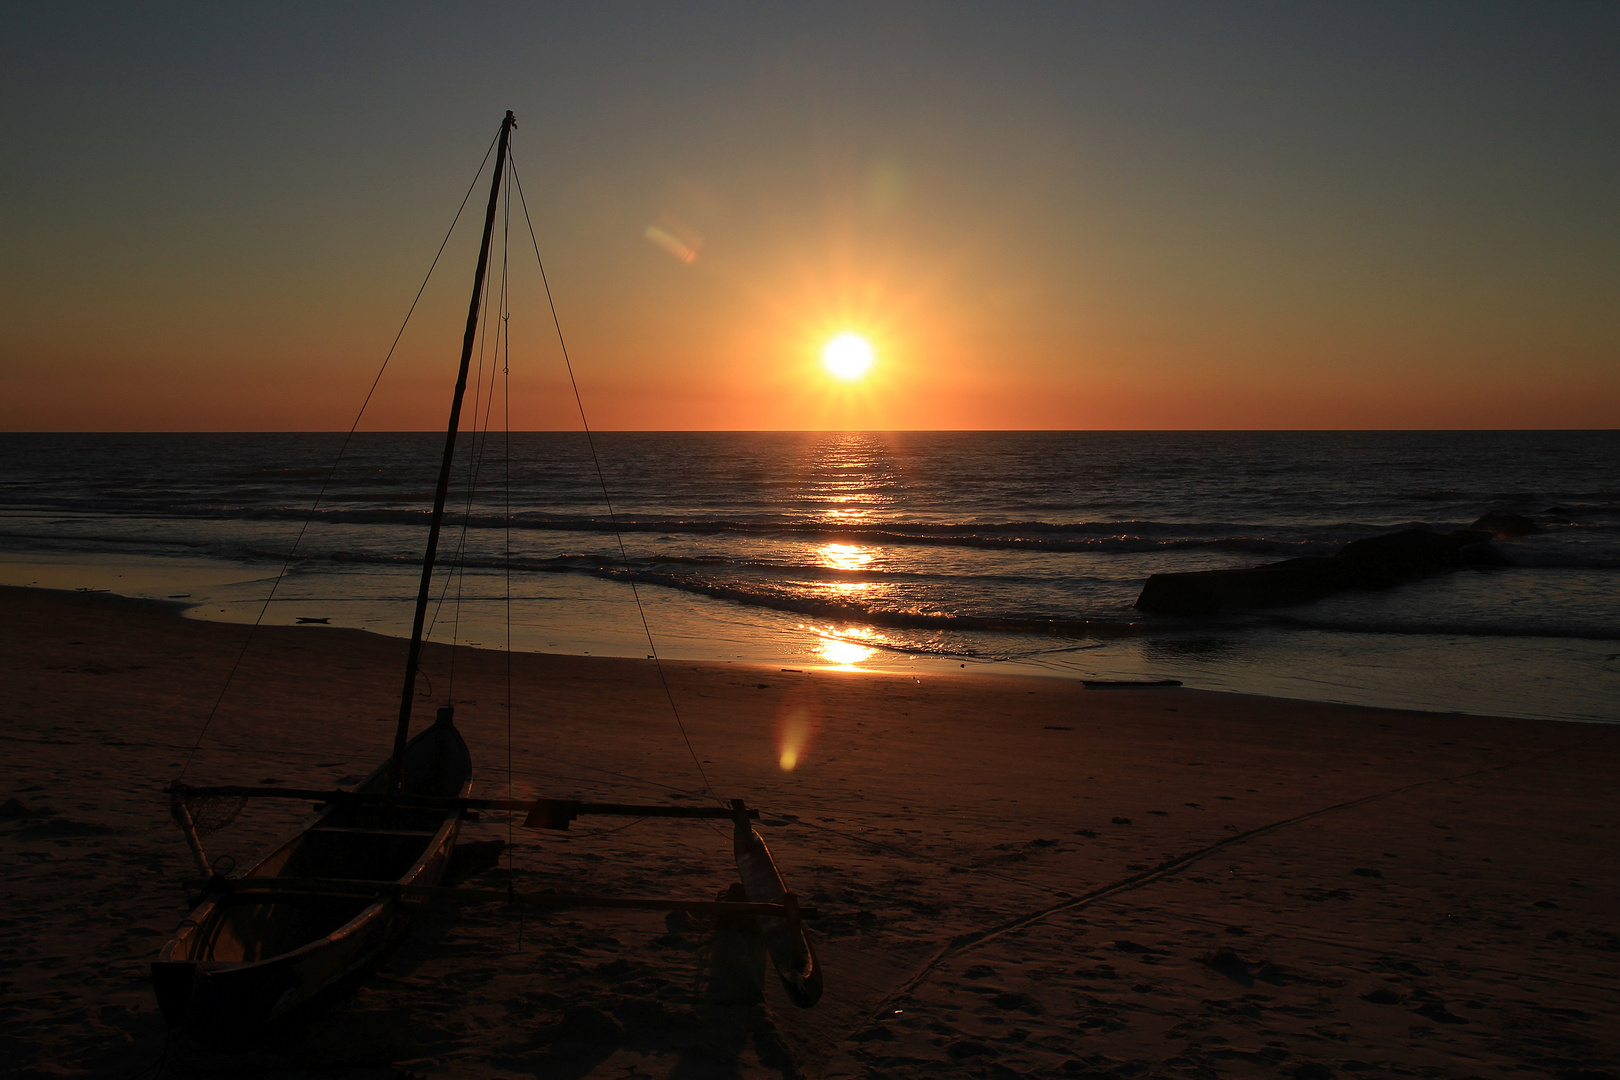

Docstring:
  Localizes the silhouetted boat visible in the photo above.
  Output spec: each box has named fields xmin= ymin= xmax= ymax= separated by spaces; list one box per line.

xmin=152 ymin=714 xmax=471 ymax=1044
xmin=152 ymin=111 xmax=819 ymax=1048
xmin=149 ymin=110 xmax=515 ymax=1048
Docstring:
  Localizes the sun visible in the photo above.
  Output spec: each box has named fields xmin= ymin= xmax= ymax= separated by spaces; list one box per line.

xmin=821 ymin=333 xmax=874 ymax=380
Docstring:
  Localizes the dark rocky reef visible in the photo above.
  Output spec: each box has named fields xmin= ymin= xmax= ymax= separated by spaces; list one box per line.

xmin=1135 ymin=527 xmax=1509 ymax=615
xmin=1469 ymin=510 xmax=1541 ymax=538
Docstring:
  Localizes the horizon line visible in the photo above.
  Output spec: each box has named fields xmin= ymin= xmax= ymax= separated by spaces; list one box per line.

xmin=2 ymin=427 xmax=1616 ymax=436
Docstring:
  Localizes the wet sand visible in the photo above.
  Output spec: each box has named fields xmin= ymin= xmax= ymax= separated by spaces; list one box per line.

xmin=2 ymin=584 xmax=1618 ymax=1079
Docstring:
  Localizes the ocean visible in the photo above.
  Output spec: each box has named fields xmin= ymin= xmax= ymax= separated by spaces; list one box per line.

xmin=2 ymin=430 xmax=1617 ymax=723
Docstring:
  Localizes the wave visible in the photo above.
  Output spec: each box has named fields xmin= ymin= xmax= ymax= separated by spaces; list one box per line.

xmin=18 ymin=500 xmax=1619 ymax=562
xmin=146 ymin=544 xmax=1145 ymax=638
xmin=607 ymin=570 xmax=1148 ymax=639
xmin=225 ymin=467 xmax=339 ymax=480
xmin=1500 ymin=548 xmax=1620 ymax=570
xmin=1265 ymin=613 xmax=1620 ymax=642
xmin=0 ymin=503 xmax=1361 ymax=555
xmin=226 ymin=546 xmax=1620 ymax=643
xmin=0 ymin=527 xmax=1189 ymax=583
xmin=9 ymin=526 xmax=1619 ymax=643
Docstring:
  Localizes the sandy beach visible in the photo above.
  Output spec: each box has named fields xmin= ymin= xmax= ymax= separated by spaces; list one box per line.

xmin=2 ymin=584 xmax=1617 ymax=1080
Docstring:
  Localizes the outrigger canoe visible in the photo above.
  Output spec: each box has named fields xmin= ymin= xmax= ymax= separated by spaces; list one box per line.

xmin=152 ymin=111 xmax=820 ymax=1047
xmin=153 ymin=710 xmax=470 ymax=1046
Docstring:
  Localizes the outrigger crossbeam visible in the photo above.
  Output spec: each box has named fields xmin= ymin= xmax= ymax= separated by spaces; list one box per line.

xmin=181 ymin=875 xmax=817 ymax=920
xmin=168 ymin=785 xmax=825 ymax=1006
xmin=168 ymin=783 xmax=756 ymax=830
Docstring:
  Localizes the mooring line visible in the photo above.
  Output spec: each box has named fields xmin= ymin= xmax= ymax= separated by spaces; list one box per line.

xmin=1161 ymin=907 xmax=1620 ymax=995
xmin=853 ymin=729 xmax=1614 ymax=1032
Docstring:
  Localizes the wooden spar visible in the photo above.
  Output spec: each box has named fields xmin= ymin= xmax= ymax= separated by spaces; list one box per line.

xmin=181 ymin=875 xmax=816 ymax=918
xmin=168 ymin=792 xmax=212 ymax=879
xmin=389 ymin=109 xmax=516 ymax=793
xmin=169 ymin=783 xmax=755 ymax=827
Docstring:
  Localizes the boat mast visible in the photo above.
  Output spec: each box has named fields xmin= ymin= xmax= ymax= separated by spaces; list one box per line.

xmin=390 ymin=110 xmax=515 ymax=793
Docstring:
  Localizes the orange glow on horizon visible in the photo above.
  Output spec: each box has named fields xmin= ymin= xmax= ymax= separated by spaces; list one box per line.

xmin=4 ymin=13 xmax=1616 ymax=436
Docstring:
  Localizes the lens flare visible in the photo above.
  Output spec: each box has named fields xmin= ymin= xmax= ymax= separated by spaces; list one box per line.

xmin=643 ymin=218 xmax=703 ymax=264
xmin=777 ymin=709 xmax=811 ymax=771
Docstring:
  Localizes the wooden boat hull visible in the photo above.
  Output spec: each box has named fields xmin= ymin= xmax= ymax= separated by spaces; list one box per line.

xmin=153 ymin=714 xmax=471 ymax=1047
xmin=733 ymin=812 xmax=823 ymax=1007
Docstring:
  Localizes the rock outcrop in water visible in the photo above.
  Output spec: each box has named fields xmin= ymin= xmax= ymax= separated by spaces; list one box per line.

xmin=1135 ymin=527 xmax=1508 ymax=615
xmin=1469 ymin=510 xmax=1541 ymax=538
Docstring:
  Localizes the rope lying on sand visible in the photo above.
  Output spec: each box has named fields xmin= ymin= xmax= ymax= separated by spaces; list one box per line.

xmin=853 ymin=727 xmax=1615 ymax=1033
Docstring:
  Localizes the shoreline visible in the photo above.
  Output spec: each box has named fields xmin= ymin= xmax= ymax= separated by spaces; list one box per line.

xmin=4 ymin=583 xmax=1619 ymax=1077
xmin=4 ymin=428 xmax=1617 ymax=730
xmin=5 ymin=553 xmax=1617 ymax=724
xmin=67 ymin=585 xmax=1620 ymax=728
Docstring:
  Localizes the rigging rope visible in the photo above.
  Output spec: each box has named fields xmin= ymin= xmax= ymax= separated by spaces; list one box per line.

xmin=434 ymin=150 xmax=519 ymax=687
xmin=508 ymin=150 xmax=721 ymax=806
xmin=434 ymin=194 xmax=500 ymax=691
xmin=175 ymin=128 xmax=503 ymax=783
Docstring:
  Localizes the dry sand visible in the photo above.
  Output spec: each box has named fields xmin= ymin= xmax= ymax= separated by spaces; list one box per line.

xmin=2 ymin=585 xmax=1617 ymax=1080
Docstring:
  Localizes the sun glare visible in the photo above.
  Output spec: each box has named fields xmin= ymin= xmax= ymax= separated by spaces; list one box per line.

xmin=822 ymin=333 xmax=874 ymax=380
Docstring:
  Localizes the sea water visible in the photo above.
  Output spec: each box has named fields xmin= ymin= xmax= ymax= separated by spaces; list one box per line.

xmin=2 ymin=430 xmax=1617 ymax=722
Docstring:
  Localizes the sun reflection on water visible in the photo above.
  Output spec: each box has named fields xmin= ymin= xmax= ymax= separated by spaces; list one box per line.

xmin=804 ymin=624 xmax=882 ymax=669
xmin=820 ymin=637 xmax=877 ymax=666
xmin=818 ymin=542 xmax=874 ymax=571
xmin=800 ymin=433 xmax=900 ymax=524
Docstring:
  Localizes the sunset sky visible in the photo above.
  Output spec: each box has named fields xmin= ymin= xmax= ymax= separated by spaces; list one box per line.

xmin=2 ymin=3 xmax=1616 ymax=431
